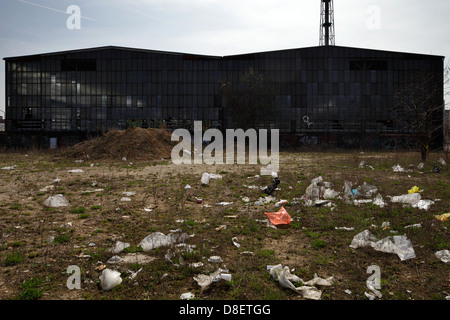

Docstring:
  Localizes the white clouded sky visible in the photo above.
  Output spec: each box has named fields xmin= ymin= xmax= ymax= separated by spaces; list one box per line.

xmin=1 ymin=0 xmax=450 ymax=114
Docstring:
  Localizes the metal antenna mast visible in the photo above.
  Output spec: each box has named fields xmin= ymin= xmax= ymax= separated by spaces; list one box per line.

xmin=320 ymin=0 xmax=335 ymax=46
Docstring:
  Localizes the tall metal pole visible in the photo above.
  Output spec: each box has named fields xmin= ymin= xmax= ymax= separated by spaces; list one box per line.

xmin=320 ymin=0 xmax=335 ymax=46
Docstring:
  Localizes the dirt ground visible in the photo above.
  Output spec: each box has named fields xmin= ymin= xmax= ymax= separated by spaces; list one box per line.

xmin=0 ymin=146 xmax=449 ymax=301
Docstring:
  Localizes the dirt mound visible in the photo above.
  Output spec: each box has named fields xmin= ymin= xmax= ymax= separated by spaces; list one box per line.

xmin=65 ymin=127 xmax=176 ymax=161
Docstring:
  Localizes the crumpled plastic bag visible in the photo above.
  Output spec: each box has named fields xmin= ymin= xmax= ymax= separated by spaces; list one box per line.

xmin=268 ymin=265 xmax=333 ymax=300
xmin=350 ymin=230 xmax=416 ymax=261
xmin=373 ymin=194 xmax=387 ymax=208
xmin=139 ymin=232 xmax=188 ymax=252
xmin=356 ymin=182 xmax=378 ymax=197
xmin=392 ymin=164 xmax=405 ymax=172
xmin=194 ymin=268 xmax=229 ymax=289
xmin=391 ymin=193 xmax=421 ymax=205
xmin=264 ymin=207 xmax=291 ymax=226
xmin=201 ymin=172 xmax=222 ymax=184
xmin=44 ymin=194 xmax=69 ymax=207
xmin=99 ymin=268 xmax=122 ymax=290
xmin=435 ymin=250 xmax=450 ymax=264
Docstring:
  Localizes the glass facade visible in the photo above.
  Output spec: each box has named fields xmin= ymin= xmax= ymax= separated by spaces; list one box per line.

xmin=4 ymin=45 xmax=444 ymax=148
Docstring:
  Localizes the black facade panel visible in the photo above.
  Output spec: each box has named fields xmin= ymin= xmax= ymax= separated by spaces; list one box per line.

xmin=3 ymin=45 xmax=445 ymax=148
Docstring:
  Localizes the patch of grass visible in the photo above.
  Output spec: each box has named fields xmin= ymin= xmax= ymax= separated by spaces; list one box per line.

xmin=54 ymin=233 xmax=71 ymax=244
xmin=78 ymin=213 xmax=90 ymax=219
xmin=123 ymin=246 xmax=143 ymax=254
xmin=311 ymin=239 xmax=327 ymax=249
xmin=3 ymin=251 xmax=25 ymax=266
xmin=16 ymin=277 xmax=46 ymax=300
xmin=70 ymin=207 xmax=87 ymax=214
xmin=90 ymin=205 xmax=102 ymax=210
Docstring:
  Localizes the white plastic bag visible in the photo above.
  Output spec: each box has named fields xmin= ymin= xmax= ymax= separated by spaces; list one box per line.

xmin=44 ymin=194 xmax=69 ymax=207
xmin=100 ymin=269 xmax=122 ymax=290
xmin=350 ymin=230 xmax=416 ymax=261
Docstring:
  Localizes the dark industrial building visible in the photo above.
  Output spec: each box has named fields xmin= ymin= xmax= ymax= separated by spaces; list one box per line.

xmin=3 ymin=44 xmax=445 ymax=149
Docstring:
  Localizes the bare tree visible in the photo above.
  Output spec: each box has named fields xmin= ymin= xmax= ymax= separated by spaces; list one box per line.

xmin=394 ymin=67 xmax=449 ymax=161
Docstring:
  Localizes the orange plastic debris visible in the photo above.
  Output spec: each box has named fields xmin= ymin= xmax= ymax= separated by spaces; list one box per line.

xmin=264 ymin=206 xmax=291 ymax=226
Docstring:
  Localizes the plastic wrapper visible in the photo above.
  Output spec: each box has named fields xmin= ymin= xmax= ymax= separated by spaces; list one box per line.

xmin=264 ymin=207 xmax=291 ymax=226
xmin=268 ymin=265 xmax=333 ymax=300
xmin=350 ymin=230 xmax=416 ymax=261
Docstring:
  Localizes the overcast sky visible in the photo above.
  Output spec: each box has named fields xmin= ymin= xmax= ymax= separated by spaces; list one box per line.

xmin=1 ymin=0 xmax=450 ymax=115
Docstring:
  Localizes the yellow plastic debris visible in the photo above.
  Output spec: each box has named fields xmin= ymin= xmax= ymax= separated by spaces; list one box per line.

xmin=408 ymin=186 xmax=422 ymax=194
xmin=435 ymin=213 xmax=450 ymax=222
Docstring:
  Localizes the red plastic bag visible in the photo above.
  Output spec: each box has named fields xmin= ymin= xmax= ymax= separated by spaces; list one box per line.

xmin=265 ymin=207 xmax=291 ymax=226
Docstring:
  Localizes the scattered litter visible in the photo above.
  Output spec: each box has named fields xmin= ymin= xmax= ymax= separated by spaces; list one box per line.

xmin=391 ymin=193 xmax=421 ymax=206
xmin=373 ymin=194 xmax=387 ymax=208
xmin=208 ymin=256 xmax=223 ymax=263
xmin=122 ymin=191 xmax=136 ymax=196
xmin=274 ymin=200 xmax=288 ymax=207
xmin=434 ymin=213 xmax=450 ymax=222
xmin=264 ymin=207 xmax=291 ymax=226
xmin=109 ymin=241 xmax=131 ymax=254
xmin=359 ymin=161 xmax=365 ymax=168
xmin=268 ymin=264 xmax=333 ymax=300
xmin=95 ymin=264 xmax=106 ymax=271
xmin=68 ymin=169 xmax=84 ymax=173
xmin=417 ymin=163 xmax=425 ymax=170
xmin=201 ymin=172 xmax=222 ymax=185
xmin=128 ymin=267 xmax=143 ymax=280
xmin=438 ymin=158 xmax=447 ymax=166
xmin=189 ymin=262 xmax=204 ymax=268
xmin=139 ymin=232 xmax=188 ymax=252
xmin=356 ymin=182 xmax=378 ymax=197
xmin=413 ymin=199 xmax=434 ymax=210
xmin=184 ymin=184 xmax=191 ymax=190
xmin=232 ymin=237 xmax=240 ymax=248
xmin=405 ymin=223 xmax=422 ymax=229
xmin=408 ymin=186 xmax=422 ymax=194
xmin=121 ymin=253 xmax=156 ymax=264
xmin=254 ymin=195 xmax=276 ymax=206
xmin=107 ymin=256 xmax=123 ymax=264
xmin=194 ymin=268 xmax=230 ymax=289
xmin=349 ymin=230 xmax=416 ymax=261
xmin=392 ymin=164 xmax=405 ymax=172
xmin=144 ymin=208 xmax=153 ymax=212
xmin=39 ymin=185 xmax=54 ymax=192
xmin=323 ymin=188 xmax=340 ymax=199
xmin=1 ymin=165 xmax=17 ymax=170
xmin=241 ymin=197 xmax=250 ymax=203
xmin=431 ymin=165 xmax=442 ymax=173
xmin=353 ymin=199 xmax=372 ymax=206
xmin=435 ymin=250 xmax=450 ymax=264
xmin=120 ymin=197 xmax=131 ymax=202
xmin=215 ymin=202 xmax=233 ymax=206
xmin=99 ymin=269 xmax=122 ymax=291
xmin=263 ymin=177 xmax=281 ymax=195
xmin=180 ymin=292 xmax=195 ymax=300
xmin=44 ymin=194 xmax=69 ymax=207
xmin=335 ymin=227 xmax=354 ymax=231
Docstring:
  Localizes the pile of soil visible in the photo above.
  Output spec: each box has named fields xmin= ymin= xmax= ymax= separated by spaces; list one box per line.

xmin=65 ymin=127 xmax=177 ymax=161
